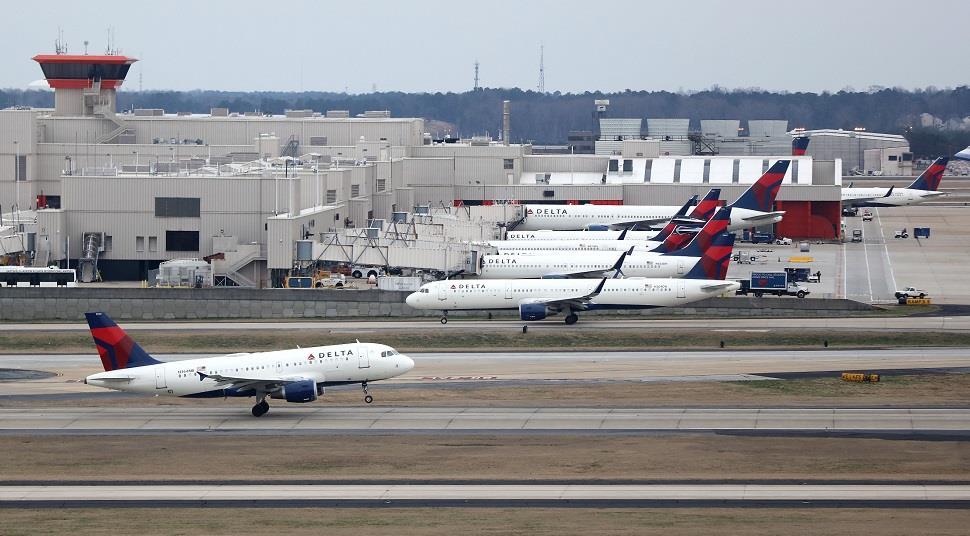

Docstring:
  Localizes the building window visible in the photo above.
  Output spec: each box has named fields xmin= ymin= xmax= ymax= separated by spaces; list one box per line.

xmin=15 ymin=155 xmax=26 ymax=181
xmin=608 ymin=159 xmax=619 ymax=172
xmin=888 ymin=155 xmax=898 ymax=161
xmin=622 ymin=159 xmax=633 ymax=173
xmin=165 ymin=231 xmax=199 ymax=251
xmin=376 ymin=178 xmax=386 ymax=192
xmin=148 ymin=236 xmax=158 ymax=252
xmin=351 ymin=185 xmax=360 ymax=197
xmin=503 ymin=159 xmax=514 ymax=170
xmin=104 ymin=235 xmax=112 ymax=252
xmin=155 ymin=197 xmax=200 ymax=218
xmin=326 ymin=190 xmax=337 ymax=204
xmin=135 ymin=236 xmax=145 ymax=252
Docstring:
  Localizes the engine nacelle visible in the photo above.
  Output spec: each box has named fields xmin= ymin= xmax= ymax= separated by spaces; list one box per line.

xmin=271 ymin=379 xmax=319 ymax=403
xmin=585 ymin=224 xmax=610 ymax=231
xmin=519 ymin=303 xmax=548 ymax=321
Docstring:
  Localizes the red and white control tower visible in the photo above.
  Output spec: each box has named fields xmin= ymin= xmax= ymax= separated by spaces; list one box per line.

xmin=33 ymin=54 xmax=137 ymax=116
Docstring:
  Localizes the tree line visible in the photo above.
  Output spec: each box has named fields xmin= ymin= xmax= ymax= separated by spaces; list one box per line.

xmin=2 ymin=86 xmax=968 ymax=157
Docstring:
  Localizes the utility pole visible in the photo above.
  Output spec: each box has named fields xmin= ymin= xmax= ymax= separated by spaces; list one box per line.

xmin=474 ymin=60 xmax=480 ymax=91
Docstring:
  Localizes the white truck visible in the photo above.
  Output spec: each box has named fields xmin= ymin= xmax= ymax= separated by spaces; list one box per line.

xmin=895 ymin=287 xmax=927 ymax=301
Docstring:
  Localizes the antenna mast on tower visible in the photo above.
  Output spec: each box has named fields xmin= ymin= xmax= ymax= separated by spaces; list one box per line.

xmin=538 ymin=44 xmax=545 ymax=93
xmin=474 ymin=60 xmax=480 ymax=91
xmin=54 ymin=28 xmax=67 ymax=55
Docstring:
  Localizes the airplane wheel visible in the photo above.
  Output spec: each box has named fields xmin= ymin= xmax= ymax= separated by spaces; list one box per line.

xmin=564 ymin=314 xmax=578 ymax=325
xmin=364 ymin=395 xmax=374 ymax=404
xmin=440 ymin=316 xmax=448 ymax=324
xmin=251 ymin=400 xmax=269 ymax=417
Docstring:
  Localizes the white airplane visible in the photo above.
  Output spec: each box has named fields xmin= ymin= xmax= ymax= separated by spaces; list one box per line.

xmin=512 ymin=161 xmax=788 ymax=232
xmin=407 ymin=233 xmax=739 ymax=324
xmin=497 ymin=189 xmax=722 ymax=251
xmin=479 ymin=207 xmax=734 ymax=279
xmin=82 ymin=312 xmax=414 ymax=417
xmin=842 ymin=157 xmax=949 ymax=208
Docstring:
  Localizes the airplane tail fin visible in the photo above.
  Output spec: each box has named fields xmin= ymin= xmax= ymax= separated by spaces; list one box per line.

xmin=682 ymin=231 xmax=736 ymax=280
xmin=791 ymin=136 xmax=810 ymax=156
xmin=666 ymin=206 xmax=732 ymax=258
xmin=85 ymin=312 xmax=161 ymax=372
xmin=907 ymin=157 xmax=949 ymax=191
xmin=730 ymin=160 xmax=790 ymax=212
xmin=651 ymin=194 xmax=697 ymax=243
xmin=687 ymin=188 xmax=722 ymax=222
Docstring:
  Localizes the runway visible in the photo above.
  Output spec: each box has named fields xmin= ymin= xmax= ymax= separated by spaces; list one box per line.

xmin=1 ymin=483 xmax=967 ymax=508
xmin=2 ymin=316 xmax=970 ymax=332
xmin=1 ymin=407 xmax=968 ymax=434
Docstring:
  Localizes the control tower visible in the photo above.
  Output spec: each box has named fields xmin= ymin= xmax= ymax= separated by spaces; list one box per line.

xmin=32 ymin=54 xmax=137 ymax=117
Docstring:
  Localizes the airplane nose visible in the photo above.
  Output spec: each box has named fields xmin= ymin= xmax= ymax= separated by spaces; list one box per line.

xmin=401 ymin=354 xmax=415 ymax=372
xmin=405 ymin=293 xmax=416 ymax=307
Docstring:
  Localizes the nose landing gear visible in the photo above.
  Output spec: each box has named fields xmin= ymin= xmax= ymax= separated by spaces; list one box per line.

xmin=362 ymin=381 xmax=373 ymax=404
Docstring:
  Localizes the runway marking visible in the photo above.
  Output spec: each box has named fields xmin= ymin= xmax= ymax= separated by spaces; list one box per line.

xmin=875 ymin=208 xmax=897 ymax=292
xmin=862 ymin=224 xmax=874 ymax=302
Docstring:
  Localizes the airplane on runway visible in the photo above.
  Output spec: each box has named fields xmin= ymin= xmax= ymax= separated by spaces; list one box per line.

xmin=841 ymin=157 xmax=950 ymax=208
xmin=513 ymin=161 xmax=787 ymax=232
xmin=406 ymin=234 xmax=739 ymax=324
xmin=478 ymin=207 xmax=734 ymax=279
xmin=498 ymin=188 xmax=722 ymax=251
xmin=82 ymin=312 xmax=414 ymax=417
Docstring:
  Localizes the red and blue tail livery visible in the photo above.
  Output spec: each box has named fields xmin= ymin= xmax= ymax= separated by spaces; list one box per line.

xmin=791 ymin=136 xmax=810 ymax=156
xmin=85 ymin=312 xmax=161 ymax=371
xmin=731 ymin=160 xmax=789 ymax=213
xmin=666 ymin=206 xmax=732 ymax=257
xmin=682 ymin=231 xmax=735 ymax=280
xmin=907 ymin=157 xmax=949 ymax=192
xmin=688 ymin=188 xmax=722 ymax=222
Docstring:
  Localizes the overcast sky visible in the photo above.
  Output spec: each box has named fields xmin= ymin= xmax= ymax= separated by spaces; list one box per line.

xmin=3 ymin=0 xmax=967 ymax=93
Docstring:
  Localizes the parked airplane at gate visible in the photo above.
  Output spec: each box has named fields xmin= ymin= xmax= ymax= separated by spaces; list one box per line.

xmin=479 ymin=207 xmax=734 ymax=279
xmin=499 ymin=189 xmax=722 ymax=251
xmin=407 ymin=232 xmax=738 ymax=324
xmin=841 ymin=157 xmax=949 ymax=208
xmin=82 ymin=312 xmax=414 ymax=416
xmin=514 ymin=161 xmax=787 ymax=231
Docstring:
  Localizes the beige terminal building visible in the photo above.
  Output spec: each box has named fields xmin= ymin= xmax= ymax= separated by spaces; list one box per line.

xmin=0 ymin=53 xmax=862 ymax=285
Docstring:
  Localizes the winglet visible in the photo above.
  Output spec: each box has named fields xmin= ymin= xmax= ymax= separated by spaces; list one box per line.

xmin=591 ymin=277 xmax=608 ymax=296
xmin=617 ymin=228 xmax=628 ymax=241
xmin=883 ymin=185 xmax=894 ymax=198
xmin=610 ymin=248 xmax=632 ymax=278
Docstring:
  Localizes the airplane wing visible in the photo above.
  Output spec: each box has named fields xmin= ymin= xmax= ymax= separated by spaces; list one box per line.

xmin=700 ymin=282 xmax=738 ymax=292
xmin=551 ymin=247 xmax=631 ymax=279
xmin=738 ymin=210 xmax=786 ymax=223
xmin=607 ymin=217 xmax=672 ymax=230
xmin=520 ymin=278 xmax=608 ymax=311
xmin=196 ymin=371 xmax=294 ymax=392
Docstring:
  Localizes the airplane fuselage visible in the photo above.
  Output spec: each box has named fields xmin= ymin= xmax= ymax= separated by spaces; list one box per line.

xmin=85 ymin=343 xmax=413 ymax=398
xmin=504 ymin=230 xmax=660 ymax=241
xmin=517 ymin=205 xmax=778 ymax=232
xmin=489 ymin=239 xmax=664 ymax=254
xmin=406 ymin=278 xmax=739 ymax=311
xmin=842 ymin=187 xmax=945 ymax=207
xmin=478 ymin=251 xmax=697 ymax=279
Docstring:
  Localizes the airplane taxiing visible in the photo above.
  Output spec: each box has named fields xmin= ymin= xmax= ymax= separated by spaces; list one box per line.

xmin=82 ymin=312 xmax=414 ymax=416
xmin=841 ymin=157 xmax=949 ymax=208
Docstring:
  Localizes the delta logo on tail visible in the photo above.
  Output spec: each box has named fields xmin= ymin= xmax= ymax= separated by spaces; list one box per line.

xmin=791 ymin=136 xmax=810 ymax=156
xmin=683 ymin=232 xmax=736 ymax=280
xmin=85 ymin=312 xmax=161 ymax=371
xmin=908 ymin=157 xmax=949 ymax=192
xmin=688 ymin=188 xmax=722 ymax=222
xmin=663 ymin=206 xmax=732 ymax=257
xmin=732 ymin=160 xmax=790 ymax=213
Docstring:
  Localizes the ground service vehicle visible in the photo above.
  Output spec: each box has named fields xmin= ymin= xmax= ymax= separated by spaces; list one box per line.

xmin=851 ymin=229 xmax=863 ymax=242
xmin=736 ymin=271 xmax=809 ymax=298
xmin=895 ymin=287 xmax=927 ymax=300
xmin=862 ymin=210 xmax=873 ymax=221
xmin=894 ymin=229 xmax=909 ymax=238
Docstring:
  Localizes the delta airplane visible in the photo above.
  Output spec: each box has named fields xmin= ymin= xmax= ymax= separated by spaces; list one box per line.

xmin=82 ymin=312 xmax=414 ymax=416
xmin=514 ymin=160 xmax=788 ymax=232
xmin=497 ymin=189 xmax=722 ymax=252
xmin=842 ymin=157 xmax=949 ymax=208
xmin=406 ymin=234 xmax=738 ymax=324
xmin=479 ymin=207 xmax=733 ymax=280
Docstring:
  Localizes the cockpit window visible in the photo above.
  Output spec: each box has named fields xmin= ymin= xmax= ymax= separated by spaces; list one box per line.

xmin=420 ymin=288 xmax=430 ymax=293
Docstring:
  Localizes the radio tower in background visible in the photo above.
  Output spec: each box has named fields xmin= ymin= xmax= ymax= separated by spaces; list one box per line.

xmin=474 ymin=60 xmax=480 ymax=91
xmin=538 ymin=44 xmax=545 ymax=93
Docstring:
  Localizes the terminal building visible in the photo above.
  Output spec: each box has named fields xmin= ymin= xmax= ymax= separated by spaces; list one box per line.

xmin=0 ymin=52 xmax=884 ymax=285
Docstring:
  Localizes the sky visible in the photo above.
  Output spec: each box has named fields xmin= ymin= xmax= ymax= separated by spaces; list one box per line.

xmin=2 ymin=0 xmax=967 ymax=94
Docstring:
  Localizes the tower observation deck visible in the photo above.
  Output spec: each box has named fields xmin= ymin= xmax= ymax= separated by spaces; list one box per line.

xmin=32 ymin=54 xmax=137 ymax=117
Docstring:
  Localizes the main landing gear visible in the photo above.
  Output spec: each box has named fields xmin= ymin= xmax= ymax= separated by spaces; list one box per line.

xmin=251 ymin=396 xmax=270 ymax=417
xmin=564 ymin=313 xmax=579 ymax=325
xmin=362 ymin=381 xmax=374 ymax=404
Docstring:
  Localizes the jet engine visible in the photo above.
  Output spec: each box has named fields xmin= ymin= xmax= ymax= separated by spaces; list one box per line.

xmin=271 ymin=379 xmax=319 ymax=403
xmin=585 ymin=224 xmax=610 ymax=231
xmin=519 ymin=303 xmax=548 ymax=321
